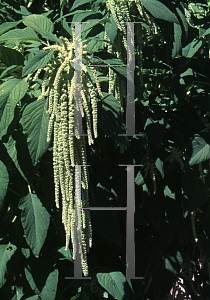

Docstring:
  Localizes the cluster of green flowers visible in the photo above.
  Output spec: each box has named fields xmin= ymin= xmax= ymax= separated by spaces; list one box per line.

xmin=26 ymin=29 xmax=103 ymax=276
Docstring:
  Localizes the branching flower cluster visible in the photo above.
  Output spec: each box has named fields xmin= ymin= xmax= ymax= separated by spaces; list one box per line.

xmin=25 ymin=29 xmax=103 ymax=276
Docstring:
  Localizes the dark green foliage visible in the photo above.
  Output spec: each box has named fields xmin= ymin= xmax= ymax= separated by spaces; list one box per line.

xmin=0 ymin=0 xmax=210 ymax=299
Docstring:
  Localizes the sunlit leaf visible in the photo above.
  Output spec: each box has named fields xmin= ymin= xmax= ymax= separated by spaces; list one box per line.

xmin=141 ymin=0 xmax=179 ymax=24
xmin=22 ymin=50 xmax=54 ymax=77
xmin=23 ymin=14 xmax=54 ymax=33
xmin=0 ymin=27 xmax=40 ymax=42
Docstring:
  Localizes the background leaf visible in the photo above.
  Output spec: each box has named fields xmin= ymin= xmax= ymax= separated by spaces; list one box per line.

xmin=98 ymin=92 xmax=129 ymax=146
xmin=181 ymin=169 xmax=208 ymax=216
xmin=24 ymin=255 xmax=58 ymax=300
xmin=182 ymin=39 xmax=203 ymax=58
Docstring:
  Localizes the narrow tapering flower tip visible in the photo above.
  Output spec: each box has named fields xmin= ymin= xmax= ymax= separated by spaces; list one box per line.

xmin=89 ymin=238 xmax=92 ymax=248
xmin=25 ymin=73 xmax=33 ymax=82
xmin=33 ymin=68 xmax=42 ymax=81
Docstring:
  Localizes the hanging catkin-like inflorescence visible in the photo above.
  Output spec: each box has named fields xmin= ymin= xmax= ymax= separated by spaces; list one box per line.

xmin=105 ymin=0 xmax=157 ymax=107
xmin=26 ymin=30 xmax=103 ymax=276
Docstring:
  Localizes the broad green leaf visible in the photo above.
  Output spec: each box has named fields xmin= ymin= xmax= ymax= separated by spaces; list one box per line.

xmin=96 ymin=271 xmax=126 ymax=300
xmin=175 ymin=7 xmax=188 ymax=37
xmin=18 ymin=193 xmax=50 ymax=257
xmin=25 ymin=41 xmax=42 ymax=48
xmin=3 ymin=132 xmax=35 ymax=184
xmin=0 ymin=46 xmax=24 ymax=66
xmin=20 ymin=98 xmax=50 ymax=166
xmin=61 ymin=19 xmax=73 ymax=36
xmin=70 ymin=12 xmax=104 ymax=38
xmin=0 ymin=65 xmax=21 ymax=80
xmin=0 ymin=21 xmax=22 ymax=35
xmin=70 ymin=0 xmax=91 ymax=11
xmin=182 ymin=38 xmax=203 ymax=58
xmin=40 ymin=31 xmax=61 ymax=44
xmin=165 ymin=250 xmax=183 ymax=275
xmin=55 ymin=10 xmax=89 ymax=24
xmin=0 ymin=27 xmax=40 ymax=42
xmin=98 ymin=92 xmax=129 ymax=146
xmin=0 ymin=160 xmax=9 ymax=213
xmin=12 ymin=286 xmax=24 ymax=300
xmin=135 ymin=171 xmax=144 ymax=186
xmin=105 ymin=15 xmax=118 ymax=44
xmin=72 ymin=10 xmax=96 ymax=22
xmin=141 ymin=0 xmax=179 ymax=24
xmin=23 ymin=14 xmax=54 ymax=33
xmin=81 ymin=17 xmax=110 ymax=35
xmin=24 ymin=256 xmax=58 ymax=300
xmin=180 ymin=67 xmax=194 ymax=77
xmin=0 ymin=244 xmax=17 ymax=289
xmin=155 ymin=157 xmax=164 ymax=179
xmin=172 ymin=23 xmax=182 ymax=59
xmin=57 ymin=247 xmax=73 ymax=262
xmin=40 ymin=268 xmax=59 ymax=300
xmin=60 ymin=0 xmax=66 ymax=7
xmin=13 ymin=5 xmax=31 ymax=16
xmin=185 ymin=133 xmax=210 ymax=166
xmin=0 ymin=79 xmax=28 ymax=132
xmin=85 ymin=31 xmax=105 ymax=53
xmin=199 ymin=27 xmax=210 ymax=38
xmin=21 ymin=248 xmax=31 ymax=259
xmin=22 ymin=50 xmax=54 ymax=77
